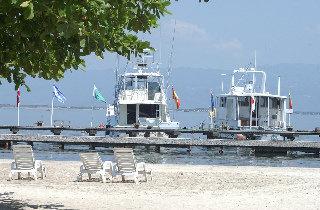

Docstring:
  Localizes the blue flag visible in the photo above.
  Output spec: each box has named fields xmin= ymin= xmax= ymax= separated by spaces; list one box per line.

xmin=93 ymin=85 xmax=107 ymax=103
xmin=53 ymin=85 xmax=66 ymax=103
xmin=210 ymin=90 xmax=215 ymax=111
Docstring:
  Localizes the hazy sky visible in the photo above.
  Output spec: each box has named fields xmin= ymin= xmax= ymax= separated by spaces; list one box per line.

xmin=87 ymin=0 xmax=320 ymax=70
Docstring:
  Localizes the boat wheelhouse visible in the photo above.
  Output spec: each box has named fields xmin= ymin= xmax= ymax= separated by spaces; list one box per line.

xmin=115 ymin=49 xmax=179 ymax=129
xmin=216 ymin=67 xmax=288 ymax=131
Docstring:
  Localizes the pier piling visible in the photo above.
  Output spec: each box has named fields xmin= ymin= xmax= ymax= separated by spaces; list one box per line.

xmin=155 ymin=146 xmax=161 ymax=153
xmin=187 ymin=146 xmax=191 ymax=154
xmin=89 ymin=144 xmax=95 ymax=150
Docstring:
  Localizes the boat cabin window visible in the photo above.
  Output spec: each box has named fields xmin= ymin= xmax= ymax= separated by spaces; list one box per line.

xmin=125 ymin=77 xmax=135 ymax=90
xmin=271 ymin=98 xmax=280 ymax=109
xmin=137 ymin=76 xmax=147 ymax=90
xmin=147 ymin=77 xmax=161 ymax=100
xmin=220 ymin=97 xmax=226 ymax=107
xmin=238 ymin=97 xmax=249 ymax=107
xmin=260 ymin=97 xmax=268 ymax=107
xmin=139 ymin=104 xmax=159 ymax=118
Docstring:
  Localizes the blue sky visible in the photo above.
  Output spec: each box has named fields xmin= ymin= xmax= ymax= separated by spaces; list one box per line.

xmin=164 ymin=0 xmax=320 ymax=68
xmin=85 ymin=0 xmax=320 ymax=70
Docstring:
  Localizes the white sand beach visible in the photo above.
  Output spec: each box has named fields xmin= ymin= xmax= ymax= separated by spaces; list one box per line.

xmin=0 ymin=159 xmax=320 ymax=210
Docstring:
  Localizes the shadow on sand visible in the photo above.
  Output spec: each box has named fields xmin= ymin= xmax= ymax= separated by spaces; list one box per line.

xmin=0 ymin=192 xmax=73 ymax=210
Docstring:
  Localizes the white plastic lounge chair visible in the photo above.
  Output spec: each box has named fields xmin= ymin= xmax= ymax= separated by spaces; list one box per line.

xmin=9 ymin=145 xmax=46 ymax=180
xmin=78 ymin=153 xmax=113 ymax=183
xmin=113 ymin=148 xmax=150 ymax=183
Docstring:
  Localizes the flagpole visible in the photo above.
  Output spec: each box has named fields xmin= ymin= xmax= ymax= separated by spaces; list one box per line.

xmin=17 ymin=102 xmax=20 ymax=126
xmin=50 ymin=97 xmax=54 ymax=126
xmin=288 ymin=113 xmax=291 ymax=127
xmin=91 ymin=105 xmax=93 ymax=127
xmin=210 ymin=90 xmax=213 ymax=129
xmin=250 ymin=96 xmax=252 ymax=129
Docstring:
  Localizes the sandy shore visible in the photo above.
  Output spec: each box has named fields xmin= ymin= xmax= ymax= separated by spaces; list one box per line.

xmin=0 ymin=159 xmax=320 ymax=210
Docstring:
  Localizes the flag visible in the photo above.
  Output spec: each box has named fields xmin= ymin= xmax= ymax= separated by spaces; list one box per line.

xmin=289 ymin=93 xmax=293 ymax=110
xmin=172 ymin=86 xmax=181 ymax=109
xmin=210 ymin=90 xmax=215 ymax=112
xmin=250 ymin=96 xmax=255 ymax=112
xmin=93 ymin=85 xmax=107 ymax=103
xmin=209 ymin=90 xmax=216 ymax=118
xmin=53 ymin=85 xmax=66 ymax=103
xmin=16 ymin=88 xmax=20 ymax=107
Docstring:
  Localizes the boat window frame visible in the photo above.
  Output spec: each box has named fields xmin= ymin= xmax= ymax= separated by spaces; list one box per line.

xmin=220 ymin=97 xmax=227 ymax=107
xmin=238 ymin=96 xmax=249 ymax=107
xmin=260 ymin=97 xmax=268 ymax=107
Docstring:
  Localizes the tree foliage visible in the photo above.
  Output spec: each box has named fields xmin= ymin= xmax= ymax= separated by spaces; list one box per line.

xmin=0 ymin=0 xmax=170 ymax=90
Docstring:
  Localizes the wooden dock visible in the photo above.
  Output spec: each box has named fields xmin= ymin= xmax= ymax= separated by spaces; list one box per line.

xmin=0 ymin=125 xmax=320 ymax=140
xmin=1 ymin=134 xmax=320 ymax=154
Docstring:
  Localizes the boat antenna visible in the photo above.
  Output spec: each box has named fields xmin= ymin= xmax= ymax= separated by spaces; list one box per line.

xmin=254 ymin=50 xmax=257 ymax=69
xmin=166 ymin=19 xmax=177 ymax=91
xmin=159 ymin=22 xmax=162 ymax=68
xmin=114 ymin=54 xmax=119 ymax=99
xmin=252 ymin=50 xmax=256 ymax=92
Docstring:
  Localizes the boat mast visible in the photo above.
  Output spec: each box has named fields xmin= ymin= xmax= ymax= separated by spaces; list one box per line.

xmin=253 ymin=50 xmax=256 ymax=93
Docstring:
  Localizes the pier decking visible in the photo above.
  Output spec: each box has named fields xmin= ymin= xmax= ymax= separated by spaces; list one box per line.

xmin=0 ymin=125 xmax=320 ymax=154
xmin=1 ymin=134 xmax=320 ymax=154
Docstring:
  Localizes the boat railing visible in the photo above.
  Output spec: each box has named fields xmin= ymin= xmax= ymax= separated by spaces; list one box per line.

xmin=120 ymin=89 xmax=148 ymax=102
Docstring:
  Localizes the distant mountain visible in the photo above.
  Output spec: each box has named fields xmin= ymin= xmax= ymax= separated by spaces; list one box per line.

xmin=0 ymin=63 xmax=319 ymax=128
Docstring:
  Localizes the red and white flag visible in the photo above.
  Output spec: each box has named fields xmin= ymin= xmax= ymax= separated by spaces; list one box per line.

xmin=250 ymin=96 xmax=255 ymax=112
xmin=288 ymin=93 xmax=293 ymax=110
xmin=172 ymin=86 xmax=181 ymax=109
xmin=16 ymin=88 xmax=21 ymax=107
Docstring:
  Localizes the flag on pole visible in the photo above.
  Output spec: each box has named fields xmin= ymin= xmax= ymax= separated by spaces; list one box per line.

xmin=289 ymin=93 xmax=293 ymax=110
xmin=93 ymin=85 xmax=107 ymax=103
xmin=172 ymin=86 xmax=181 ymax=109
xmin=53 ymin=85 xmax=66 ymax=103
xmin=250 ymin=96 xmax=255 ymax=112
xmin=16 ymin=88 xmax=21 ymax=107
xmin=209 ymin=90 xmax=216 ymax=118
xmin=210 ymin=90 xmax=215 ymax=112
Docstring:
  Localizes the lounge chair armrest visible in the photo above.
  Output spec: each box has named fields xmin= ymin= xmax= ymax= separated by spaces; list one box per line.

xmin=34 ymin=160 xmax=43 ymax=169
xmin=136 ymin=162 xmax=146 ymax=172
xmin=10 ymin=162 xmax=16 ymax=170
xmin=136 ymin=162 xmax=151 ymax=175
xmin=103 ymin=161 xmax=113 ymax=172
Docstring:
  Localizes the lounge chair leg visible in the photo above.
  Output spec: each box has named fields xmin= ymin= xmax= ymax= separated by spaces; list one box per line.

xmin=8 ymin=172 xmax=13 ymax=181
xmin=40 ymin=170 xmax=44 ymax=179
xmin=88 ymin=174 xmax=92 ymax=180
xmin=18 ymin=172 xmax=21 ymax=180
xmin=101 ymin=175 xmax=106 ymax=183
xmin=134 ymin=176 xmax=138 ymax=184
xmin=28 ymin=172 xmax=31 ymax=179
xmin=77 ymin=173 xmax=83 ymax=182
xmin=33 ymin=172 xmax=37 ymax=180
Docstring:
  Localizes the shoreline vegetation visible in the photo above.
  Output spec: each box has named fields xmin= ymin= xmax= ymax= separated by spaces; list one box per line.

xmin=0 ymin=159 xmax=320 ymax=209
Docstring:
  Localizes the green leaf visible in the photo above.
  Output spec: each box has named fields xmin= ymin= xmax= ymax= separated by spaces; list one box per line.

xmin=20 ymin=1 xmax=30 ymax=7
xmin=23 ymin=3 xmax=34 ymax=19
xmin=80 ymin=39 xmax=86 ymax=48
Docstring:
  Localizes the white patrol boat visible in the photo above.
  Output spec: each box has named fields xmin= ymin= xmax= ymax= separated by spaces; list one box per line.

xmin=114 ymin=49 xmax=179 ymax=132
xmin=214 ymin=66 xmax=292 ymax=140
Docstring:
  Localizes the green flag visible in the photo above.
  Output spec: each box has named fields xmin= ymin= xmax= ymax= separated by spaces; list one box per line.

xmin=93 ymin=85 xmax=106 ymax=103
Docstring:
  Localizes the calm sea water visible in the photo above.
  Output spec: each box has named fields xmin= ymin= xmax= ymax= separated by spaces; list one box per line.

xmin=1 ymin=108 xmax=320 ymax=168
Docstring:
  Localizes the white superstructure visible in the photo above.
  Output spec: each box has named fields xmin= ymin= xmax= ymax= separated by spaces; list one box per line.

xmin=215 ymin=67 xmax=288 ymax=131
xmin=114 ymin=49 xmax=179 ymax=129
